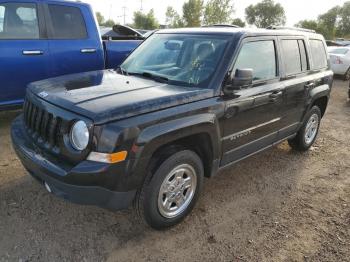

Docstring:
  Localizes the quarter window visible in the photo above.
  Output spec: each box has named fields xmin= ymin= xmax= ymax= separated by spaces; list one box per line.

xmin=0 ymin=3 xmax=39 ymax=39
xmin=233 ymin=40 xmax=277 ymax=81
xmin=48 ymin=5 xmax=87 ymax=39
xmin=310 ymin=39 xmax=328 ymax=69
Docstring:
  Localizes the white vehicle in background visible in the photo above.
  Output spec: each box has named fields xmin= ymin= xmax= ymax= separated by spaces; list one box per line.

xmin=328 ymin=46 xmax=350 ymax=80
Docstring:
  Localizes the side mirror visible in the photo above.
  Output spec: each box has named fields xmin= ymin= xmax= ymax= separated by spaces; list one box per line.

xmin=224 ymin=69 xmax=253 ymax=94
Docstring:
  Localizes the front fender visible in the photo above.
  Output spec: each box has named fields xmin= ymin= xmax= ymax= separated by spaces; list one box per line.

xmin=135 ymin=113 xmax=221 ymax=162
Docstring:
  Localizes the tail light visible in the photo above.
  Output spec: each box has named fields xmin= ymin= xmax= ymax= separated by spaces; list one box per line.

xmin=334 ymin=57 xmax=343 ymax=64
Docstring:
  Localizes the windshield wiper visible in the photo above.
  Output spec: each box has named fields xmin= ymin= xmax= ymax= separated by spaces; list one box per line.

xmin=128 ymin=71 xmax=169 ymax=83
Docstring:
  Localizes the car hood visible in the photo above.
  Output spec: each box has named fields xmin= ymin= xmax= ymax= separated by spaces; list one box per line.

xmin=28 ymin=70 xmax=214 ymax=124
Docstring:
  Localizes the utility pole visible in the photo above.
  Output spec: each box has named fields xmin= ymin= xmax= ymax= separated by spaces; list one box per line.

xmin=140 ymin=0 xmax=143 ymax=11
xmin=122 ymin=6 xmax=126 ymax=25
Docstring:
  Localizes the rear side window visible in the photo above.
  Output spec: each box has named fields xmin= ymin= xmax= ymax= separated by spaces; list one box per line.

xmin=48 ymin=5 xmax=87 ymax=39
xmin=281 ymin=40 xmax=302 ymax=75
xmin=281 ymin=39 xmax=309 ymax=75
xmin=310 ymin=39 xmax=328 ymax=69
xmin=0 ymin=3 xmax=39 ymax=39
xmin=233 ymin=40 xmax=277 ymax=81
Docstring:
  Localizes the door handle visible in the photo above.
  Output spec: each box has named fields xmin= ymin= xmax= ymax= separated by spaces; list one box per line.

xmin=22 ymin=50 xmax=44 ymax=55
xmin=305 ymin=83 xmax=315 ymax=90
xmin=269 ymin=91 xmax=283 ymax=101
xmin=81 ymin=48 xmax=97 ymax=53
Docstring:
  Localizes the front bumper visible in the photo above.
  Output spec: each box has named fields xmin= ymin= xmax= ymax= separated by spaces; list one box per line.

xmin=11 ymin=115 xmax=136 ymax=210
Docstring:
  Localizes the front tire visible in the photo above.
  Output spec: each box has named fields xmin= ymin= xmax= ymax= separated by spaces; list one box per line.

xmin=136 ymin=150 xmax=204 ymax=230
xmin=288 ymin=106 xmax=322 ymax=151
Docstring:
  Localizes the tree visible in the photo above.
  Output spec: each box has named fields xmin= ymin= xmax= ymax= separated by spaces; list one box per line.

xmin=133 ymin=9 xmax=159 ymax=30
xmin=338 ymin=2 xmax=350 ymax=36
xmin=203 ymin=0 xmax=234 ymax=25
xmin=182 ymin=0 xmax=204 ymax=27
xmin=318 ymin=6 xmax=340 ymax=39
xmin=245 ymin=0 xmax=286 ymax=28
xmin=295 ymin=20 xmax=319 ymax=32
xmin=165 ymin=6 xmax=184 ymax=28
xmin=103 ymin=19 xmax=115 ymax=27
xmin=95 ymin=12 xmax=105 ymax=25
xmin=232 ymin=18 xmax=246 ymax=27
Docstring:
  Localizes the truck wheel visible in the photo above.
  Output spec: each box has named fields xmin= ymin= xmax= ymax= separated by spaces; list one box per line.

xmin=288 ymin=106 xmax=321 ymax=151
xmin=136 ymin=150 xmax=204 ymax=230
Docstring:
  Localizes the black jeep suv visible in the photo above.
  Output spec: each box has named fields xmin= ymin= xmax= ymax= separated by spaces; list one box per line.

xmin=12 ymin=27 xmax=333 ymax=229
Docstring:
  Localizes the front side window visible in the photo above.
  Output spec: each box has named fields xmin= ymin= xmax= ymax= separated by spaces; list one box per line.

xmin=233 ymin=40 xmax=277 ymax=81
xmin=310 ymin=39 xmax=328 ymax=69
xmin=48 ymin=5 xmax=87 ymax=39
xmin=121 ymin=34 xmax=229 ymax=87
xmin=0 ymin=3 xmax=39 ymax=39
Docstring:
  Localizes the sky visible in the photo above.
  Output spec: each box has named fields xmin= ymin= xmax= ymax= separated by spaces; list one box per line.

xmin=84 ymin=0 xmax=349 ymax=26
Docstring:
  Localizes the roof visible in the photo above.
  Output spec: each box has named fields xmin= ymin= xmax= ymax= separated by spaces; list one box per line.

xmin=156 ymin=27 xmax=323 ymax=39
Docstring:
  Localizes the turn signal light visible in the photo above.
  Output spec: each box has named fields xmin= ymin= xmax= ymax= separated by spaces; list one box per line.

xmin=87 ymin=151 xmax=128 ymax=164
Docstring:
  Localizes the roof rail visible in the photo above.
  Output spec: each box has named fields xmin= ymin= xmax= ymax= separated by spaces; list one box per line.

xmin=266 ymin=25 xmax=316 ymax=33
xmin=202 ymin=24 xmax=240 ymax=28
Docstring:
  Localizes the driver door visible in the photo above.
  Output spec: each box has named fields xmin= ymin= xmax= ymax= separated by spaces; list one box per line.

xmin=221 ymin=37 xmax=285 ymax=166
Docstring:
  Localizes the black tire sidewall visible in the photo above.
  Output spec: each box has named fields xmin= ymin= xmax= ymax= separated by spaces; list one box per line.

xmin=141 ymin=150 xmax=204 ymax=229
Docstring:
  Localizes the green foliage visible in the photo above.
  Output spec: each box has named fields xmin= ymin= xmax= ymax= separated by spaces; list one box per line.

xmin=95 ymin=12 xmax=105 ymax=25
xmin=245 ymin=0 xmax=286 ymax=28
xmin=103 ymin=19 xmax=115 ymax=27
xmin=203 ymin=0 xmax=234 ymax=25
xmin=165 ymin=6 xmax=184 ymax=28
xmin=133 ymin=9 xmax=159 ymax=30
xmin=182 ymin=0 xmax=204 ymax=27
xmin=232 ymin=18 xmax=246 ymax=27
xmin=338 ymin=2 xmax=350 ymax=36
xmin=295 ymin=20 xmax=319 ymax=31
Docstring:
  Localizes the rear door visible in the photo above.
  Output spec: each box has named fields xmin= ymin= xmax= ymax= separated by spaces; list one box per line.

xmin=277 ymin=37 xmax=311 ymax=139
xmin=44 ymin=2 xmax=104 ymax=77
xmin=0 ymin=1 xmax=49 ymax=107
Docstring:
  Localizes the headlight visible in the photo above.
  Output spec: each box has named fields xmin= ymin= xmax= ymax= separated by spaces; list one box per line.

xmin=70 ymin=120 xmax=89 ymax=151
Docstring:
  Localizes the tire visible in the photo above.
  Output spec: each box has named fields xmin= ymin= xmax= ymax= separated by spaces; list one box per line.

xmin=135 ymin=150 xmax=204 ymax=230
xmin=288 ymin=106 xmax=322 ymax=151
xmin=344 ymin=68 xmax=350 ymax=81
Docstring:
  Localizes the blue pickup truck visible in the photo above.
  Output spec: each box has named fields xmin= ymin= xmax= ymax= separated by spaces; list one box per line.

xmin=0 ymin=0 xmax=143 ymax=109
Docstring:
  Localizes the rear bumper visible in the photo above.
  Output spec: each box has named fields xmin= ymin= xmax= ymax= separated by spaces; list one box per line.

xmin=11 ymin=115 xmax=136 ymax=210
xmin=330 ymin=63 xmax=348 ymax=75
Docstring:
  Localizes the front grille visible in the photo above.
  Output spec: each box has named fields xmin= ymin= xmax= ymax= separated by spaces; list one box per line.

xmin=23 ymin=99 xmax=62 ymax=150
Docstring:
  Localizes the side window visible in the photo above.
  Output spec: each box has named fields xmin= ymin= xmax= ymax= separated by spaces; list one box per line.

xmin=233 ymin=40 xmax=277 ymax=81
xmin=309 ymin=39 xmax=328 ymax=69
xmin=48 ymin=5 xmax=87 ymax=39
xmin=298 ymin=40 xmax=308 ymax=71
xmin=0 ymin=3 xmax=39 ymax=39
xmin=0 ymin=6 xmax=4 ymax=32
xmin=281 ymin=40 xmax=302 ymax=75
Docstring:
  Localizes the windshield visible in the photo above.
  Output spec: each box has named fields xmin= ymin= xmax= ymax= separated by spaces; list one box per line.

xmin=120 ymin=33 xmax=230 ymax=87
xmin=329 ymin=48 xmax=349 ymax=55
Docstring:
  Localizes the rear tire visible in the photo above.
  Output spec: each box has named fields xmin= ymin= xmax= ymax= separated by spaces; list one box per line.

xmin=344 ymin=67 xmax=350 ymax=81
xmin=288 ymin=106 xmax=322 ymax=151
xmin=135 ymin=150 xmax=204 ymax=230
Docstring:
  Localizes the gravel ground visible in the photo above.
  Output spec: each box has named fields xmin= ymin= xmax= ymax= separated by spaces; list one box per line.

xmin=0 ymin=80 xmax=349 ymax=262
